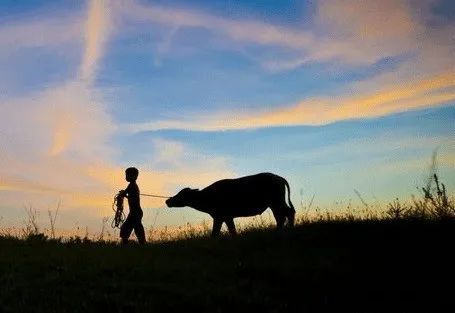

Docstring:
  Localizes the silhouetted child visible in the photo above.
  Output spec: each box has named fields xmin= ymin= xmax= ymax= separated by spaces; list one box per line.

xmin=119 ymin=167 xmax=146 ymax=244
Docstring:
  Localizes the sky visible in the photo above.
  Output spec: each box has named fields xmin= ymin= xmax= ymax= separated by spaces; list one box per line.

xmin=0 ymin=0 xmax=454 ymax=233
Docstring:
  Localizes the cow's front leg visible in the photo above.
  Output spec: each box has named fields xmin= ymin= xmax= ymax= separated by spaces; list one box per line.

xmin=211 ymin=218 xmax=223 ymax=237
xmin=225 ymin=218 xmax=237 ymax=236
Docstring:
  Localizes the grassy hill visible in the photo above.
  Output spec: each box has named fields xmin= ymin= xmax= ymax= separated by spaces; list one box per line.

xmin=1 ymin=218 xmax=454 ymax=313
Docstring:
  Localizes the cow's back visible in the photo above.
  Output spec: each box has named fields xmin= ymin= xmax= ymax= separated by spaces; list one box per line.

xmin=200 ymin=172 xmax=287 ymax=216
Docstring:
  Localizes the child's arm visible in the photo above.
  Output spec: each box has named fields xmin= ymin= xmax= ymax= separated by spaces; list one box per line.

xmin=118 ymin=184 xmax=131 ymax=198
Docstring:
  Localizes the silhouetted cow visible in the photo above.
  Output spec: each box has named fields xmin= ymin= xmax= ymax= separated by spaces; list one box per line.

xmin=165 ymin=172 xmax=295 ymax=237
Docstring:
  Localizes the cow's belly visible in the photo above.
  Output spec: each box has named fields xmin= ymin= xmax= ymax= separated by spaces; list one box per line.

xmin=202 ymin=185 xmax=281 ymax=217
xmin=214 ymin=204 xmax=268 ymax=217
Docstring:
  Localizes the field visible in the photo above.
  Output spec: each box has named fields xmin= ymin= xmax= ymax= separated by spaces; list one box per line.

xmin=0 ymin=218 xmax=454 ymax=312
xmin=1 ymin=174 xmax=454 ymax=313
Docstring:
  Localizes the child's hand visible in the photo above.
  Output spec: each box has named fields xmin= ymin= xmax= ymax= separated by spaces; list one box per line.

xmin=118 ymin=189 xmax=127 ymax=197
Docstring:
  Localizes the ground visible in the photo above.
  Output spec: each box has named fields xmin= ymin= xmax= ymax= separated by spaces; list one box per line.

xmin=1 ymin=219 xmax=454 ymax=312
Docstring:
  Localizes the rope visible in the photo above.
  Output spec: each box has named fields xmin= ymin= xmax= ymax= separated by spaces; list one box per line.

xmin=140 ymin=193 xmax=170 ymax=199
xmin=111 ymin=192 xmax=126 ymax=229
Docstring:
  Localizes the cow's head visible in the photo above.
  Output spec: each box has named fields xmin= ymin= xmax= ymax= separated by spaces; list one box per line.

xmin=165 ymin=187 xmax=199 ymax=208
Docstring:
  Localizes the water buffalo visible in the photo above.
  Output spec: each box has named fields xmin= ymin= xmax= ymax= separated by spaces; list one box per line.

xmin=165 ymin=172 xmax=295 ymax=237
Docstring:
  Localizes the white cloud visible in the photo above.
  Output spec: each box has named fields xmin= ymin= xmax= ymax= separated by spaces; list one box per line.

xmin=0 ymin=14 xmax=83 ymax=54
xmin=119 ymin=1 xmax=314 ymax=51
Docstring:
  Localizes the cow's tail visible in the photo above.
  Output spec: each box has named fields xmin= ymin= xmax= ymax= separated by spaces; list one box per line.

xmin=284 ymin=179 xmax=296 ymax=226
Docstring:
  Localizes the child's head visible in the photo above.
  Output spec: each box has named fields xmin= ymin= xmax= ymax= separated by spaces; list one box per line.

xmin=125 ymin=167 xmax=139 ymax=182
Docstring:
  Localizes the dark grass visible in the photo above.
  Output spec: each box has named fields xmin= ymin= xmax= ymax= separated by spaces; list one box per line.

xmin=1 ymin=218 xmax=454 ymax=313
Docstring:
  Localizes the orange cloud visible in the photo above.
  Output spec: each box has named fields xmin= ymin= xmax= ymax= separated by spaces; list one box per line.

xmin=0 ymin=176 xmax=66 ymax=194
xmin=317 ymin=0 xmax=416 ymax=39
xmin=48 ymin=111 xmax=75 ymax=156
xmin=313 ymin=0 xmax=418 ymax=61
xmin=126 ymin=71 xmax=455 ymax=132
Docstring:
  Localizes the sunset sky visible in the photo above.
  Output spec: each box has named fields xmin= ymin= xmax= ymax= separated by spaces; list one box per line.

xmin=0 ymin=0 xmax=454 ymax=232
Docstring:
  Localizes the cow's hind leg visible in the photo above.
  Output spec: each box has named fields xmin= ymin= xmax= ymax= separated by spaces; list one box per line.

xmin=285 ymin=204 xmax=295 ymax=227
xmin=211 ymin=218 xmax=223 ymax=237
xmin=225 ymin=218 xmax=237 ymax=236
xmin=271 ymin=207 xmax=286 ymax=229
xmin=287 ymin=209 xmax=295 ymax=227
xmin=272 ymin=203 xmax=295 ymax=228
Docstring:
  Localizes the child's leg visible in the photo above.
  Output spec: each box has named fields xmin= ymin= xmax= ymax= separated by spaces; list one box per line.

xmin=120 ymin=215 xmax=134 ymax=243
xmin=133 ymin=211 xmax=146 ymax=244
xmin=134 ymin=223 xmax=146 ymax=245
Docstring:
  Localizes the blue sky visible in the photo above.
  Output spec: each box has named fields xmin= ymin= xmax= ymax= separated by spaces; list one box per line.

xmin=0 ymin=0 xmax=454 ymax=232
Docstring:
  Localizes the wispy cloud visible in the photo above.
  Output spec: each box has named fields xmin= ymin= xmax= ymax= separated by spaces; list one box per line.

xmin=263 ymin=1 xmax=452 ymax=73
xmin=153 ymin=25 xmax=180 ymax=66
xmin=125 ymin=71 xmax=455 ymax=132
xmin=120 ymin=0 xmax=452 ymax=70
xmin=0 ymin=14 xmax=82 ymax=53
xmin=120 ymin=1 xmax=314 ymax=51
xmin=79 ymin=0 xmax=112 ymax=82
